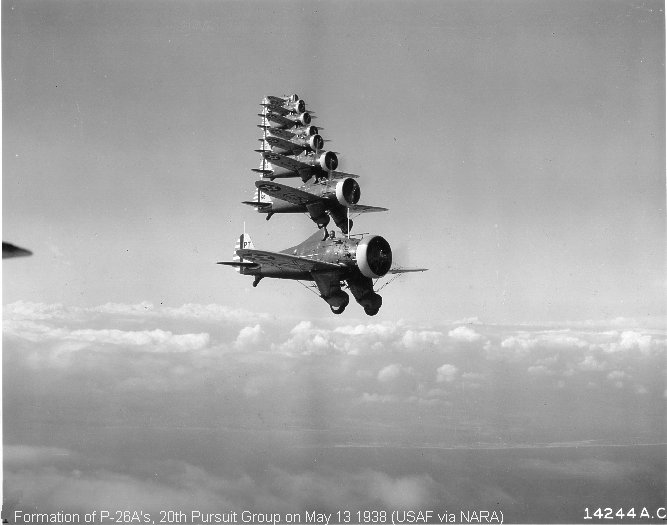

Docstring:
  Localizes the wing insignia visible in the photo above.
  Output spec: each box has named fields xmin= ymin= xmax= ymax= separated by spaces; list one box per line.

xmin=255 ymin=181 xmax=320 ymax=206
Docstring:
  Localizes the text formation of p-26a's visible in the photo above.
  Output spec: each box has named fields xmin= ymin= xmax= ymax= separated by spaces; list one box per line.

xmin=218 ymin=94 xmax=426 ymax=316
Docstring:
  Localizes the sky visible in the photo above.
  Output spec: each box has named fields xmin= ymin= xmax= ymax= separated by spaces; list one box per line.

xmin=2 ymin=1 xmax=666 ymax=523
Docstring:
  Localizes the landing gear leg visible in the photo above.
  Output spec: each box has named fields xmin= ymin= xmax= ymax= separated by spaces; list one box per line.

xmin=253 ymin=276 xmax=263 ymax=288
xmin=266 ymin=212 xmax=273 ymax=221
xmin=321 ymin=226 xmax=329 ymax=241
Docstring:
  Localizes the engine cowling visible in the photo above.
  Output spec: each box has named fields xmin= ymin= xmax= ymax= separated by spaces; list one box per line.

xmin=308 ymin=134 xmax=324 ymax=151
xmin=356 ymin=236 xmax=392 ymax=279
xmin=317 ymin=151 xmax=338 ymax=171
xmin=297 ymin=112 xmax=311 ymax=126
xmin=304 ymin=125 xmax=318 ymax=136
xmin=293 ymin=99 xmax=306 ymax=113
xmin=336 ymin=178 xmax=361 ymax=206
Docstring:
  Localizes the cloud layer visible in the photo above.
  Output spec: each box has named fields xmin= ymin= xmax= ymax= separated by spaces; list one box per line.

xmin=3 ymin=301 xmax=666 ymax=521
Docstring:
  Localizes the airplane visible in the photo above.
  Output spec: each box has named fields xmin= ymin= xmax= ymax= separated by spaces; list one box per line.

xmin=265 ymin=94 xmax=301 ymax=106
xmin=218 ymin=229 xmax=426 ymax=315
xmin=2 ymin=242 xmax=32 ymax=259
xmin=257 ymin=124 xmax=321 ymax=141
xmin=256 ymin=150 xmax=358 ymax=183
xmin=257 ymin=131 xmax=324 ymax=156
xmin=261 ymin=97 xmax=306 ymax=116
xmin=242 ymin=179 xmax=387 ymax=235
xmin=260 ymin=109 xmax=311 ymax=130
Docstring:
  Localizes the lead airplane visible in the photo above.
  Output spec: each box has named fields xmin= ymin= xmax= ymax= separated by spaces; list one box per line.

xmin=242 ymin=179 xmax=387 ymax=235
xmin=218 ymin=229 xmax=426 ymax=315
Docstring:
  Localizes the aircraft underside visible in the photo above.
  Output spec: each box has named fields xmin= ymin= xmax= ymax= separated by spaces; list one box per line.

xmin=246 ymin=266 xmax=381 ymax=315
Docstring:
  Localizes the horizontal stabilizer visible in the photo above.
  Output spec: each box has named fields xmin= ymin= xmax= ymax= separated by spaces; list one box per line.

xmin=217 ymin=261 xmax=259 ymax=268
xmin=242 ymin=201 xmax=271 ymax=210
xmin=2 ymin=242 xmax=32 ymax=258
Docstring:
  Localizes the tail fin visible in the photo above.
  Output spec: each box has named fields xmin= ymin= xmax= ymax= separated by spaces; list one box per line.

xmin=233 ymin=231 xmax=255 ymax=274
xmin=256 ymin=139 xmax=271 ymax=153
xmin=242 ymin=188 xmax=272 ymax=211
xmin=255 ymin=189 xmax=271 ymax=205
xmin=251 ymin=157 xmax=274 ymax=177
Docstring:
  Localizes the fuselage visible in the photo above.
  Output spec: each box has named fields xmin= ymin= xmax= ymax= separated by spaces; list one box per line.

xmin=242 ymin=231 xmax=391 ymax=283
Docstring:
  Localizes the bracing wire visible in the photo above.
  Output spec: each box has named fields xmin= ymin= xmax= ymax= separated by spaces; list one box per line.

xmin=296 ymin=280 xmax=321 ymax=297
xmin=375 ymin=273 xmax=404 ymax=292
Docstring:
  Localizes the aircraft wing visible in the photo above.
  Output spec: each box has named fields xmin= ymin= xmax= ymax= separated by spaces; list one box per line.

xmin=235 ymin=249 xmax=343 ymax=273
xmin=387 ymin=267 xmax=428 ymax=274
xmin=262 ymin=151 xmax=314 ymax=177
xmin=264 ymin=135 xmax=306 ymax=155
xmin=263 ymin=112 xmax=299 ymax=128
xmin=262 ymin=151 xmax=359 ymax=180
xmin=255 ymin=181 xmax=321 ymax=206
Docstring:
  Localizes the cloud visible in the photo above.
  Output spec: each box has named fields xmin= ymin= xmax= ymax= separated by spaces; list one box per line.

xmin=4 ymin=321 xmax=209 ymax=352
xmin=234 ymin=324 xmax=264 ymax=348
xmin=578 ymin=354 xmax=605 ymax=371
xmin=436 ymin=364 xmax=458 ymax=383
xmin=274 ymin=321 xmax=339 ymax=355
xmin=448 ymin=326 xmax=483 ymax=342
xmin=500 ymin=330 xmax=589 ymax=352
xmin=401 ymin=329 xmax=444 ymax=349
xmin=5 ymin=300 xmax=268 ymax=325
xmin=618 ymin=330 xmax=652 ymax=352
xmin=527 ymin=365 xmax=553 ymax=376
xmin=377 ymin=363 xmax=404 ymax=382
xmin=4 ymin=302 xmax=665 ymax=517
xmin=607 ymin=370 xmax=630 ymax=388
xmin=361 ymin=392 xmax=399 ymax=403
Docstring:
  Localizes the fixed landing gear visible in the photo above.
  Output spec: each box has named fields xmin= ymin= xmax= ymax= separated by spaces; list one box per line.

xmin=360 ymin=292 xmax=382 ymax=317
xmin=330 ymin=304 xmax=346 ymax=314
xmin=253 ymin=276 xmax=263 ymax=287
xmin=327 ymin=291 xmax=349 ymax=315
xmin=266 ymin=212 xmax=274 ymax=221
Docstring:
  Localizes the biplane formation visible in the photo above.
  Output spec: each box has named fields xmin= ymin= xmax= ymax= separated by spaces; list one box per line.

xmin=219 ymin=94 xmax=425 ymax=315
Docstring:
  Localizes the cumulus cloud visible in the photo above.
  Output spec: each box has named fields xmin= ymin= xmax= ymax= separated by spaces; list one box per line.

xmin=500 ymin=330 xmax=589 ymax=351
xmin=361 ymin=392 xmax=399 ymax=403
xmin=607 ymin=370 xmax=630 ymax=388
xmin=274 ymin=321 xmax=339 ymax=355
xmin=448 ymin=325 xmax=483 ymax=342
xmin=234 ymin=324 xmax=264 ymax=348
xmin=436 ymin=364 xmax=458 ymax=383
xmin=578 ymin=354 xmax=605 ymax=371
xmin=401 ymin=329 xmax=444 ymax=349
xmin=377 ymin=363 xmax=403 ymax=382
xmin=4 ymin=302 xmax=664 ymax=517
xmin=618 ymin=330 xmax=652 ymax=352
xmin=527 ymin=365 xmax=553 ymax=376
